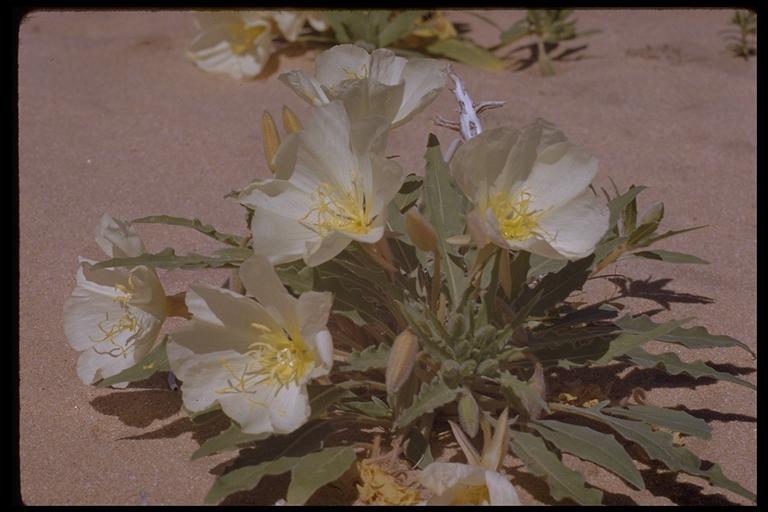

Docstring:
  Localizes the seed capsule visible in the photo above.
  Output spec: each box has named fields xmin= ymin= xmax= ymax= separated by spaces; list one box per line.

xmin=385 ymin=330 xmax=420 ymax=394
xmin=404 ymin=207 xmax=439 ymax=253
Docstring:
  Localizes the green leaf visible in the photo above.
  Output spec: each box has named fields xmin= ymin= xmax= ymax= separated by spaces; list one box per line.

xmin=625 ymin=348 xmax=756 ymax=390
xmin=192 ymin=423 xmax=269 ymax=461
xmin=592 ymin=236 xmax=626 ymax=267
xmin=342 ymin=397 xmax=391 ymax=418
xmin=342 ymin=343 xmax=390 ymax=372
xmin=205 ymin=420 xmax=337 ymax=503
xmin=527 ymin=253 xmax=567 ymax=278
xmin=422 ymin=134 xmax=469 ymax=305
xmin=509 ymin=429 xmax=603 ymax=505
xmin=517 ymin=255 xmax=594 ymax=315
xmin=426 ymin=38 xmax=507 ymax=71
xmin=394 ymin=377 xmax=459 ymax=429
xmin=630 ymin=249 xmax=708 ymax=265
xmin=627 ymin=203 xmax=664 ymax=245
xmin=96 ymin=337 xmax=169 ymax=387
xmin=615 ymin=315 xmax=755 ymax=357
xmin=131 ymin=215 xmax=244 ymax=246
xmin=603 ymin=405 xmax=711 ymax=439
xmin=639 ymin=225 xmax=707 ymax=247
xmin=378 ymin=10 xmax=426 ymax=47
xmin=532 ymin=420 xmax=644 ymax=490
xmin=275 ymin=261 xmax=314 ymax=294
xmin=499 ymin=371 xmax=549 ymax=419
xmin=499 ymin=19 xmax=530 ymax=46
xmin=206 ymin=453 xmax=299 ymax=504
xmin=553 ymin=402 xmax=756 ymax=502
xmin=593 ymin=317 xmax=688 ymax=365
xmin=192 ymin=386 xmax=350 ymax=460
xmin=286 ymin=446 xmax=357 ymax=505
xmin=93 ymin=248 xmax=248 ymax=270
xmin=325 ymin=11 xmax=352 ymax=42
xmin=607 ymin=185 xmax=646 ymax=231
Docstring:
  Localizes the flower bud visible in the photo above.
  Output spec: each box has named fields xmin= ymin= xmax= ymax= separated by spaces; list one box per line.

xmin=386 ymin=330 xmax=420 ymax=394
xmin=458 ymin=390 xmax=480 ymax=438
xmin=281 ymin=105 xmax=303 ymax=134
xmin=261 ymin=110 xmax=280 ymax=174
xmin=404 ymin=207 xmax=439 ymax=253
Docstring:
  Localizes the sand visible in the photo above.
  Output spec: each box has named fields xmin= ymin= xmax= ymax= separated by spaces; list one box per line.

xmin=18 ymin=9 xmax=756 ymax=506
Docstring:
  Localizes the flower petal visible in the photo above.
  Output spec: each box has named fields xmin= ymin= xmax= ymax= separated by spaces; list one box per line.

xmin=239 ymin=255 xmax=300 ymax=331
xmin=451 ymin=126 xmax=520 ymax=203
xmin=315 ymin=44 xmax=371 ymax=89
xmin=392 ymin=58 xmax=448 ymax=127
xmin=536 ymin=189 xmax=610 ymax=259
xmin=95 ymin=214 xmax=145 ymax=258
xmin=485 ymin=470 xmax=521 ymax=506
xmin=278 ymin=70 xmax=330 ymax=107
xmin=419 ymin=462 xmax=485 ymax=496
xmin=521 ymin=142 xmax=599 ymax=212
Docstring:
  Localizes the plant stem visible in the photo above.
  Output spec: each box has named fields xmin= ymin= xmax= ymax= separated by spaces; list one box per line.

xmin=536 ymin=38 xmax=555 ymax=76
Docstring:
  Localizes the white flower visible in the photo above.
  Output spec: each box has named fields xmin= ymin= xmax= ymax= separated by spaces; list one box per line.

xmin=419 ymin=463 xmax=520 ymax=506
xmin=271 ymin=11 xmax=328 ymax=42
xmin=63 ymin=215 xmax=166 ymax=386
xmin=279 ymin=44 xmax=447 ymax=127
xmin=188 ymin=11 xmax=273 ymax=80
xmin=238 ymin=101 xmax=405 ymax=266
xmin=451 ymin=119 xmax=610 ymax=260
xmin=167 ymin=255 xmax=334 ymax=435
xmin=418 ymin=409 xmax=521 ymax=506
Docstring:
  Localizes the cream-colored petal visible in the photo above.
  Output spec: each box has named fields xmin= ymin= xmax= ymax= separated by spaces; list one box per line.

xmin=279 ymin=70 xmax=330 ymax=107
xmin=451 ymin=126 xmax=520 ymax=203
xmin=296 ymin=291 xmax=333 ymax=344
xmin=315 ymin=44 xmax=371 ymax=89
xmin=536 ymin=189 xmax=610 ymax=260
xmin=521 ymin=142 xmax=599 ymax=212
xmin=170 ymin=348 xmax=246 ymax=412
xmin=95 ymin=214 xmax=145 ymax=258
xmin=266 ymin=383 xmax=311 ymax=433
xmin=291 ymin=102 xmax=358 ymax=192
xmin=485 ymin=470 xmax=521 ymax=506
xmin=185 ymin=283 xmax=283 ymax=338
xmin=217 ymin=390 xmax=275 ymax=435
xmin=272 ymin=11 xmax=306 ymax=41
xmin=340 ymin=80 xmax=404 ymax=125
xmin=308 ymin=329 xmax=333 ymax=378
xmin=495 ymin=119 xmax=567 ymax=193
xmin=392 ymin=58 xmax=448 ymax=127
xmin=419 ymin=462 xmax=486 ymax=496
xmin=368 ymin=48 xmax=407 ymax=86
xmin=306 ymin=13 xmax=328 ymax=32
xmin=239 ymin=255 xmax=300 ymax=331
xmin=303 ymin=231 xmax=351 ymax=267
xmin=240 ymin=180 xmax=322 ymax=264
xmin=368 ymin=153 xmax=406 ymax=217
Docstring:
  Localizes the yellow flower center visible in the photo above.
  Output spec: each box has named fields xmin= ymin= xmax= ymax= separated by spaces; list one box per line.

xmin=229 ymin=24 xmax=267 ymax=55
xmin=487 ymin=191 xmax=541 ymax=241
xmin=303 ymin=177 xmax=373 ymax=237
xmin=357 ymin=460 xmax=422 ymax=505
xmin=216 ymin=323 xmax=314 ymax=396
xmin=452 ymin=484 xmax=490 ymax=505
xmin=342 ymin=64 xmax=369 ymax=81
xmin=89 ymin=275 xmax=143 ymax=358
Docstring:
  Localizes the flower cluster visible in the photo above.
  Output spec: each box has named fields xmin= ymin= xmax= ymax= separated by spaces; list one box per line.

xmin=64 ymin=37 xmax=755 ymax=507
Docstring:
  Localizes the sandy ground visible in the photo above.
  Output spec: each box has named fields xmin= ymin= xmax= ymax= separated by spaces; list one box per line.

xmin=18 ymin=9 xmax=756 ymax=506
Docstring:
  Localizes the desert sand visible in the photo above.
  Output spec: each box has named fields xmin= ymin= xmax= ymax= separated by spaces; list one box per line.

xmin=18 ymin=9 xmax=755 ymax=505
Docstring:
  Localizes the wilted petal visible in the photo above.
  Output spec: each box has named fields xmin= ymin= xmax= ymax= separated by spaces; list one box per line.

xmin=95 ymin=214 xmax=145 ymax=258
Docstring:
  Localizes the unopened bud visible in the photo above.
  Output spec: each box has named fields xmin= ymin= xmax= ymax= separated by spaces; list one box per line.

xmin=404 ymin=207 xmax=439 ymax=253
xmin=458 ymin=390 xmax=480 ymax=438
xmin=386 ymin=330 xmax=420 ymax=394
xmin=281 ymin=105 xmax=303 ymax=134
xmin=261 ymin=110 xmax=280 ymax=174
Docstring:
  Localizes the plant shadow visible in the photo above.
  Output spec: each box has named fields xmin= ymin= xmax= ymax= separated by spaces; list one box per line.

xmin=503 ymin=41 xmax=591 ymax=72
xmin=605 ymin=275 xmax=714 ymax=311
